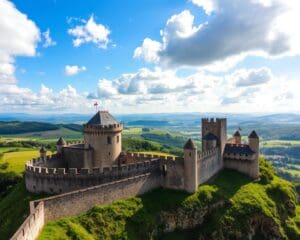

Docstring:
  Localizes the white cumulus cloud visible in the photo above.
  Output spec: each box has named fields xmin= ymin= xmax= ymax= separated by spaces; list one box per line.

xmin=0 ymin=0 xmax=40 ymax=85
xmin=65 ymin=65 xmax=86 ymax=76
xmin=190 ymin=0 xmax=217 ymax=15
xmin=42 ymin=29 xmax=56 ymax=48
xmin=134 ymin=38 xmax=161 ymax=63
xmin=68 ymin=15 xmax=111 ymax=49
xmin=229 ymin=68 xmax=272 ymax=87
xmin=135 ymin=0 xmax=300 ymax=70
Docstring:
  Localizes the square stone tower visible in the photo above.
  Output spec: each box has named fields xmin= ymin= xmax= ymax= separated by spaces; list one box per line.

xmin=201 ymin=118 xmax=227 ymax=154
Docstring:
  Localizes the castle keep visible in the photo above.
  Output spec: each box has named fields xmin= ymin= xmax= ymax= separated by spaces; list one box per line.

xmin=13 ymin=111 xmax=260 ymax=240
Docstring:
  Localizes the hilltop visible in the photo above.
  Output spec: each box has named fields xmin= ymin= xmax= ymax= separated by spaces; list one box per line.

xmin=38 ymin=158 xmax=299 ymax=240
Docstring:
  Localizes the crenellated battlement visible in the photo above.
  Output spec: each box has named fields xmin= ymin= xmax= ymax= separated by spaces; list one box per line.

xmin=202 ymin=118 xmax=226 ymax=123
xmin=123 ymin=152 xmax=178 ymax=162
xmin=83 ymin=123 xmax=123 ymax=134
xmin=198 ymin=147 xmax=219 ymax=160
xmin=26 ymin=157 xmax=161 ymax=177
xmin=64 ymin=141 xmax=85 ymax=147
xmin=25 ymin=151 xmax=181 ymax=194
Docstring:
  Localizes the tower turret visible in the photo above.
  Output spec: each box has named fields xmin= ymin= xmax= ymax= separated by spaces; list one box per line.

xmin=248 ymin=130 xmax=259 ymax=179
xmin=39 ymin=146 xmax=47 ymax=160
xmin=233 ymin=130 xmax=241 ymax=144
xmin=83 ymin=111 xmax=123 ymax=170
xmin=56 ymin=137 xmax=66 ymax=154
xmin=184 ymin=139 xmax=198 ymax=193
xmin=248 ymin=130 xmax=259 ymax=153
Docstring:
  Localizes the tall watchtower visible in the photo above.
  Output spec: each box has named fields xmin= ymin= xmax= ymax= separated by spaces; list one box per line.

xmin=201 ymin=118 xmax=227 ymax=154
xmin=83 ymin=111 xmax=123 ymax=170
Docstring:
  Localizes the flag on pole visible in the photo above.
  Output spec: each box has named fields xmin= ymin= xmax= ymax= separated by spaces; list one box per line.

xmin=94 ymin=102 xmax=98 ymax=111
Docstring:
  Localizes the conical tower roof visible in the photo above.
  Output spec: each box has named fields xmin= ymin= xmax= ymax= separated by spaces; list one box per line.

xmin=39 ymin=146 xmax=47 ymax=152
xmin=249 ymin=130 xmax=259 ymax=139
xmin=56 ymin=137 xmax=66 ymax=145
xmin=184 ymin=139 xmax=196 ymax=149
xmin=87 ymin=111 xmax=119 ymax=126
xmin=234 ymin=131 xmax=241 ymax=137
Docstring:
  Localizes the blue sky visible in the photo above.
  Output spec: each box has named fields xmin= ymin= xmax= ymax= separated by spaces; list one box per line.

xmin=14 ymin=0 xmax=198 ymax=92
xmin=1 ymin=0 xmax=300 ymax=114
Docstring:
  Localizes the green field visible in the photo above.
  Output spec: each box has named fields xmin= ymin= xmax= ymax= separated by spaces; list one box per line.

xmin=136 ymin=151 xmax=176 ymax=157
xmin=0 ymin=147 xmax=35 ymax=153
xmin=261 ymin=140 xmax=300 ymax=148
xmin=0 ymin=150 xmax=40 ymax=175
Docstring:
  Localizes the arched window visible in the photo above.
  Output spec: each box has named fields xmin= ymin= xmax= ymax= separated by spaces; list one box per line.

xmin=107 ymin=136 xmax=111 ymax=144
xmin=117 ymin=135 xmax=120 ymax=143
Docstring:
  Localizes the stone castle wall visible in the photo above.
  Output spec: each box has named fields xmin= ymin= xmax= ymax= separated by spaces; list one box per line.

xmin=10 ymin=201 xmax=44 ymax=240
xmin=12 ymin=173 xmax=161 ymax=240
xmin=25 ymin=158 xmax=161 ymax=194
xmin=40 ymin=172 xmax=161 ymax=222
xmin=25 ymin=153 xmax=177 ymax=194
xmin=224 ymin=156 xmax=259 ymax=179
xmin=198 ymin=147 xmax=223 ymax=184
xmin=62 ymin=144 xmax=93 ymax=169
xmin=161 ymin=158 xmax=185 ymax=190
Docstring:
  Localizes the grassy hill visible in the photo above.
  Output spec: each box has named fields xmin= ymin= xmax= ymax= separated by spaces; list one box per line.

xmin=38 ymin=158 xmax=299 ymax=240
xmin=0 ymin=121 xmax=59 ymax=134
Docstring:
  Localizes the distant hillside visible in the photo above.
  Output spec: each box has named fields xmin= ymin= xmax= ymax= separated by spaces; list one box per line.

xmin=1 ymin=112 xmax=300 ymax=125
xmin=127 ymin=120 xmax=169 ymax=126
xmin=0 ymin=122 xmax=83 ymax=138
xmin=38 ymin=158 xmax=300 ymax=240
xmin=0 ymin=122 xmax=59 ymax=135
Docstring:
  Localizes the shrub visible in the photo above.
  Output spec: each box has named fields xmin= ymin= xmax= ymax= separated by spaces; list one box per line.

xmin=259 ymin=157 xmax=275 ymax=184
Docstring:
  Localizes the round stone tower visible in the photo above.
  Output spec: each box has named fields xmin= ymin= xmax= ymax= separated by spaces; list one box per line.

xmin=248 ymin=130 xmax=260 ymax=179
xmin=184 ymin=139 xmax=198 ymax=193
xmin=56 ymin=137 xmax=66 ymax=154
xmin=248 ymin=130 xmax=259 ymax=153
xmin=233 ymin=130 xmax=241 ymax=144
xmin=83 ymin=111 xmax=123 ymax=170
xmin=39 ymin=146 xmax=47 ymax=159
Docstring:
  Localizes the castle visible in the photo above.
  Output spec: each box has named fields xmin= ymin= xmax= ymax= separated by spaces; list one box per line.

xmin=12 ymin=111 xmax=259 ymax=240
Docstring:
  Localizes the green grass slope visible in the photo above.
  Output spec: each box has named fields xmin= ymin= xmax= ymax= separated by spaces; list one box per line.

xmin=38 ymin=158 xmax=299 ymax=240
xmin=0 ymin=181 xmax=46 ymax=239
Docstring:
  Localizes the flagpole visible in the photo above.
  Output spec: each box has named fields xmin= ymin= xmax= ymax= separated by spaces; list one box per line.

xmin=94 ymin=102 xmax=98 ymax=112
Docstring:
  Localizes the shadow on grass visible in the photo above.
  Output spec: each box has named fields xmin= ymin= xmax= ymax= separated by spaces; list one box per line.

xmin=0 ymin=178 xmax=48 ymax=239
